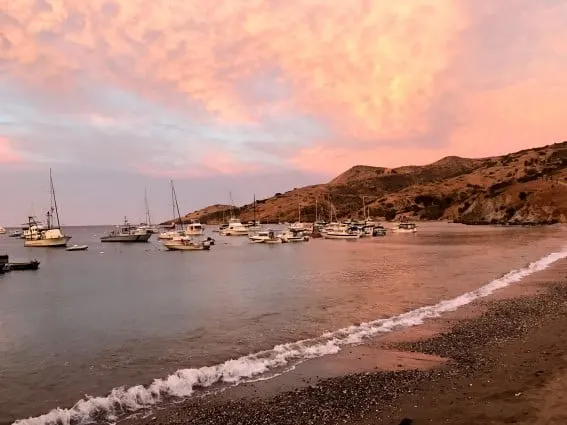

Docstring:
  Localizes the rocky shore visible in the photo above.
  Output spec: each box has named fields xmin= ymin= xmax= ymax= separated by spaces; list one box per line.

xmin=122 ymin=283 xmax=567 ymax=425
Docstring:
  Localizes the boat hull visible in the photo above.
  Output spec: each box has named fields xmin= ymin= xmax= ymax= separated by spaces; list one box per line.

xmin=100 ymin=234 xmax=152 ymax=243
xmin=24 ymin=236 xmax=71 ymax=247
xmin=66 ymin=245 xmax=88 ymax=251
xmin=322 ymin=233 xmax=360 ymax=240
xmin=163 ymin=242 xmax=210 ymax=251
xmin=8 ymin=260 xmax=40 ymax=271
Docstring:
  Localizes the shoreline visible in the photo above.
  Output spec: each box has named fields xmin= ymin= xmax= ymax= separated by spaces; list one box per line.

xmin=119 ymin=265 xmax=567 ymax=425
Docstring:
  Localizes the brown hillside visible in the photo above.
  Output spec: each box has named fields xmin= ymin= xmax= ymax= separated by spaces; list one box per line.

xmin=176 ymin=141 xmax=567 ymax=225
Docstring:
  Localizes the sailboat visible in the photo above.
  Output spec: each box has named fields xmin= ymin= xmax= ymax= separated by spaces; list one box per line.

xmin=24 ymin=169 xmax=72 ymax=247
xmin=289 ymin=197 xmax=313 ymax=233
xmin=136 ymin=189 xmax=160 ymax=234
xmin=162 ymin=180 xmax=211 ymax=251
xmin=247 ymin=194 xmax=262 ymax=232
xmin=220 ymin=191 xmax=249 ymax=236
xmin=158 ymin=183 xmax=185 ymax=240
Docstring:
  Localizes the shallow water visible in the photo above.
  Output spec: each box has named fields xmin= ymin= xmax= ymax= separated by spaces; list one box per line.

xmin=1 ymin=222 xmax=566 ymax=424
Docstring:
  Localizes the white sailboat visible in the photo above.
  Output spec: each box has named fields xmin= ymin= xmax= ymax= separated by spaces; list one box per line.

xmin=136 ymin=189 xmax=160 ymax=234
xmin=158 ymin=183 xmax=185 ymax=240
xmin=162 ymin=180 xmax=211 ymax=251
xmin=24 ymin=169 xmax=71 ymax=248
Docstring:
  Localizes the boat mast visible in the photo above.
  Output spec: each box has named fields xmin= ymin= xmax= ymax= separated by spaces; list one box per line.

xmin=144 ymin=188 xmax=152 ymax=226
xmin=171 ymin=180 xmax=184 ymax=230
xmin=315 ymin=198 xmax=318 ymax=222
xmin=50 ymin=169 xmax=62 ymax=229
xmin=253 ymin=194 xmax=256 ymax=225
xmin=229 ymin=191 xmax=235 ymax=219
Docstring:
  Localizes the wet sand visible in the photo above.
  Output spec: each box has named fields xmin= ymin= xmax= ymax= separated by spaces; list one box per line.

xmin=122 ymin=268 xmax=567 ymax=425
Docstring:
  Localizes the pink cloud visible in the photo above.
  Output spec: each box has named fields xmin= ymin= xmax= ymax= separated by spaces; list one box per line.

xmin=1 ymin=0 xmax=566 ymax=175
xmin=0 ymin=137 xmax=22 ymax=163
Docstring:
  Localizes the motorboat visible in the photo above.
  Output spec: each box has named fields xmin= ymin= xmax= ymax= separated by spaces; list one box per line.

xmin=322 ymin=223 xmax=361 ymax=240
xmin=0 ymin=226 xmax=6 ymax=235
xmin=221 ymin=218 xmax=250 ymax=236
xmin=66 ymin=244 xmax=88 ymax=251
xmin=100 ymin=217 xmax=152 ymax=242
xmin=24 ymin=170 xmax=71 ymax=248
xmin=279 ymin=228 xmax=310 ymax=243
xmin=248 ymin=229 xmax=282 ymax=244
xmin=185 ymin=221 xmax=205 ymax=236
xmin=1 ymin=254 xmax=40 ymax=271
xmin=393 ymin=222 xmax=418 ymax=233
xmin=163 ymin=236 xmax=211 ymax=251
xmin=9 ymin=230 xmax=23 ymax=238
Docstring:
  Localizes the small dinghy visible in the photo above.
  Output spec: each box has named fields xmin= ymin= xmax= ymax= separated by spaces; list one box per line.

xmin=66 ymin=244 xmax=88 ymax=251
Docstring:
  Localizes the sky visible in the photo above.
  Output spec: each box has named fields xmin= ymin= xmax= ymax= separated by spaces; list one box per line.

xmin=0 ymin=0 xmax=566 ymax=225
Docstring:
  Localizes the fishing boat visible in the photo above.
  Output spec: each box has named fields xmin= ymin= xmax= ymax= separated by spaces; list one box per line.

xmin=279 ymin=228 xmax=310 ymax=243
xmin=66 ymin=244 xmax=88 ymax=251
xmin=24 ymin=170 xmax=71 ymax=248
xmin=100 ymin=217 xmax=152 ymax=242
xmin=161 ymin=180 xmax=212 ymax=252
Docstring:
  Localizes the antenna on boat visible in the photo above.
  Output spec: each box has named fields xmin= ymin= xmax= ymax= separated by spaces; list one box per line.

xmin=50 ymin=168 xmax=61 ymax=229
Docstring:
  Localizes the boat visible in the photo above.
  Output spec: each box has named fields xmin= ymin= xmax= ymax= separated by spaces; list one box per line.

xmin=163 ymin=236 xmax=211 ymax=251
xmin=24 ymin=170 xmax=71 ymax=248
xmin=279 ymin=228 xmax=310 ymax=243
xmin=249 ymin=229 xmax=281 ymax=244
xmin=157 ymin=183 xmax=186 ymax=240
xmin=0 ymin=254 xmax=8 ymax=273
xmin=246 ymin=194 xmax=262 ymax=232
xmin=221 ymin=218 xmax=250 ymax=236
xmin=8 ymin=260 xmax=40 ymax=271
xmin=136 ymin=189 xmax=160 ymax=234
xmin=0 ymin=226 xmax=6 ymax=235
xmin=372 ymin=224 xmax=387 ymax=236
xmin=185 ymin=221 xmax=205 ymax=236
xmin=66 ymin=244 xmax=88 ymax=251
xmin=161 ymin=180 xmax=212 ymax=252
xmin=321 ymin=223 xmax=361 ymax=240
xmin=393 ymin=222 xmax=418 ymax=233
xmin=100 ymin=217 xmax=152 ymax=242
xmin=9 ymin=230 xmax=23 ymax=238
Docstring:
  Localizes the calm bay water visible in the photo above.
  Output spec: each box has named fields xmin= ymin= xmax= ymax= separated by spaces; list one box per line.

xmin=1 ymin=223 xmax=566 ymax=423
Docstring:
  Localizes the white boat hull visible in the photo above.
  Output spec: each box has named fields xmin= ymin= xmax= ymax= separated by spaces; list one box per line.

xmin=393 ymin=228 xmax=417 ymax=233
xmin=222 ymin=230 xmax=250 ymax=236
xmin=322 ymin=233 xmax=360 ymax=240
xmin=24 ymin=236 xmax=71 ymax=247
xmin=163 ymin=240 xmax=210 ymax=251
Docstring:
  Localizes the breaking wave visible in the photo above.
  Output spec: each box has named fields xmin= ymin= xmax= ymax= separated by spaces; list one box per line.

xmin=14 ymin=248 xmax=567 ymax=425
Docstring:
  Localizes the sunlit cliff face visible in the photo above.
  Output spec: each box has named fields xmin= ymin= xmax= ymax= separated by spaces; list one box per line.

xmin=1 ymin=0 xmax=566 ymax=176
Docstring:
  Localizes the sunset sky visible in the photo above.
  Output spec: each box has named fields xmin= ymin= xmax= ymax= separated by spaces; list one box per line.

xmin=1 ymin=0 xmax=566 ymax=225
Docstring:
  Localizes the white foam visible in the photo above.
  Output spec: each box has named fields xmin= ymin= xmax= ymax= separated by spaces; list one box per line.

xmin=14 ymin=248 xmax=567 ymax=425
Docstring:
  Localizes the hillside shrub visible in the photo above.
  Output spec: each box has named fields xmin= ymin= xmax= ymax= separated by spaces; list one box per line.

xmin=385 ymin=209 xmax=397 ymax=221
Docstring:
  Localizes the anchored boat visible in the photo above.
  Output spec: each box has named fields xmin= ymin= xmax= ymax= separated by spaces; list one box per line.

xmin=24 ymin=170 xmax=71 ymax=248
xmin=101 ymin=217 xmax=152 ymax=242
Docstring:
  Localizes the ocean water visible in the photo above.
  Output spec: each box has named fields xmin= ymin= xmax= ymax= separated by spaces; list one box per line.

xmin=1 ymin=223 xmax=566 ymax=425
